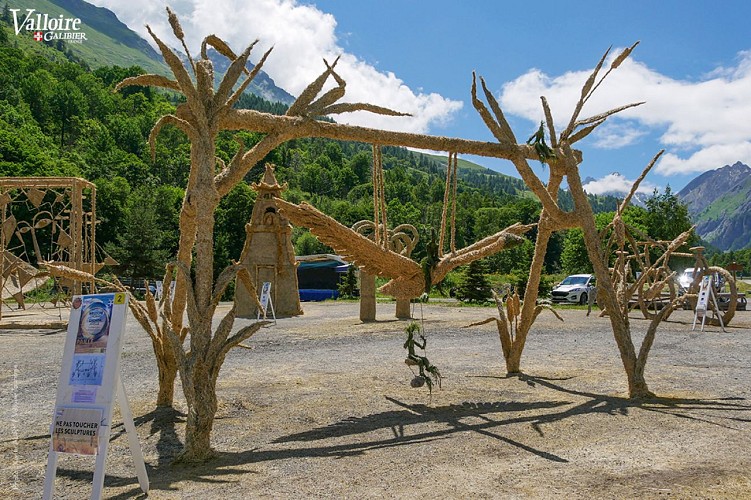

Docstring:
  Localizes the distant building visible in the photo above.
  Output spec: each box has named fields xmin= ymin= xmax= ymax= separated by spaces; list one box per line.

xmin=296 ymin=254 xmax=350 ymax=301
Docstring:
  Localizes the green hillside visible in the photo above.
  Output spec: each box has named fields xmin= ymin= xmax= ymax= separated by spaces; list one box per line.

xmin=678 ymin=162 xmax=751 ymax=251
xmin=423 ymin=152 xmax=497 ymax=173
xmin=7 ymin=0 xmax=167 ymax=74
xmin=697 ymin=176 xmax=751 ymax=221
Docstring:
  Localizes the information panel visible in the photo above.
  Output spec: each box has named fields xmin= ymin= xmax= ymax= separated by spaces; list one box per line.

xmin=52 ymin=294 xmax=124 ymax=423
xmin=44 ymin=292 xmax=148 ymax=499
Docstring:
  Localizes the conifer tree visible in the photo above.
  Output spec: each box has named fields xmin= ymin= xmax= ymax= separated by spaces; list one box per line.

xmin=455 ymin=259 xmax=492 ymax=303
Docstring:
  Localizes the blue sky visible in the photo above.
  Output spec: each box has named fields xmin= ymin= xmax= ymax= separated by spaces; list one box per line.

xmin=93 ymin=0 xmax=751 ymax=193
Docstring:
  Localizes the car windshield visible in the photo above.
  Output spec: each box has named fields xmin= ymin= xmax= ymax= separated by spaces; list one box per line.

xmin=560 ymin=276 xmax=589 ymax=286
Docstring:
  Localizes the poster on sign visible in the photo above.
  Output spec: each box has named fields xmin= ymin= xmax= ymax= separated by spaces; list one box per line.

xmin=53 ymin=293 xmax=125 ymax=405
xmin=67 ymin=295 xmax=115 ymax=387
xmin=256 ymin=281 xmax=277 ymax=323
xmin=52 ymin=407 xmax=102 ymax=456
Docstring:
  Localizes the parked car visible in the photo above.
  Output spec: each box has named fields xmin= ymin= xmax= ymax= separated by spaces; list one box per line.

xmin=133 ymin=284 xmax=157 ymax=297
xmin=678 ymin=268 xmax=697 ymax=290
xmin=551 ymin=274 xmax=596 ymax=305
xmin=678 ymin=267 xmax=724 ymax=293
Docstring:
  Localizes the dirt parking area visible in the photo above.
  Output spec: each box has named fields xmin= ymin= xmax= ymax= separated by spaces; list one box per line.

xmin=1 ymin=301 xmax=750 ymax=498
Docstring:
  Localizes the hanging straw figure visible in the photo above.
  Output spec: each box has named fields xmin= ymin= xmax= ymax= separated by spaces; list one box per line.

xmin=403 ymin=321 xmax=442 ymax=393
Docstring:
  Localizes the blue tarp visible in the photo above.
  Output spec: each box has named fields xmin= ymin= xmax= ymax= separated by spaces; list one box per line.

xmin=299 ymin=289 xmax=339 ymax=301
xmin=297 ymin=259 xmax=342 ymax=270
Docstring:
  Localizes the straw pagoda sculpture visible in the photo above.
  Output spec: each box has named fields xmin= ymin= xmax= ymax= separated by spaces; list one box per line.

xmin=235 ymin=163 xmax=302 ymax=318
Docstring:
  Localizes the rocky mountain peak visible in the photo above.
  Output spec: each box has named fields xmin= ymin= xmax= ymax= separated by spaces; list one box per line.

xmin=677 ymin=161 xmax=751 ymax=250
xmin=678 ymin=162 xmax=751 ymax=217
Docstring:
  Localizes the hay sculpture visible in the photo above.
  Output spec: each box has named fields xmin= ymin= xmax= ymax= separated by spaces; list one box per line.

xmin=276 ymin=198 xmax=532 ymax=304
xmin=595 ymin=156 xmax=693 ymax=322
xmin=465 ymin=287 xmax=563 ymax=370
xmin=287 ymin=148 xmax=515 ymax=314
xmin=596 ymin=159 xmax=736 ymax=329
xmin=46 ymin=7 xmax=681 ymax=459
xmin=105 ymin=7 xmax=546 ymax=461
xmin=109 ymin=8 xmax=426 ymax=460
xmin=0 ymin=177 xmax=106 ymax=322
xmin=354 ymin=143 xmax=421 ymax=319
xmin=352 ymin=219 xmax=419 ymax=320
xmin=469 ymin=42 xmax=696 ymax=397
xmin=235 ymin=163 xmax=302 ymax=318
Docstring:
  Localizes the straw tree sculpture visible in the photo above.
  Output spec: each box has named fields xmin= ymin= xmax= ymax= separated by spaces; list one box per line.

xmin=465 ymin=287 xmax=563 ymax=373
xmin=472 ymin=42 xmax=675 ymax=397
xmin=596 ymin=175 xmax=696 ymax=380
xmin=113 ymin=10 xmax=417 ymax=461
xmin=113 ymin=8 xmax=541 ymax=461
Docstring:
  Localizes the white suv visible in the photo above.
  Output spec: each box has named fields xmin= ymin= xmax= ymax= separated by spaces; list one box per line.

xmin=551 ymin=274 xmax=596 ymax=305
xmin=678 ymin=268 xmax=697 ymax=290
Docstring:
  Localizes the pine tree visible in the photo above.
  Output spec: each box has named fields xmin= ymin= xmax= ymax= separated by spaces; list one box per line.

xmin=1 ymin=3 xmax=11 ymax=24
xmin=454 ymin=259 xmax=492 ymax=303
xmin=337 ymin=265 xmax=359 ymax=299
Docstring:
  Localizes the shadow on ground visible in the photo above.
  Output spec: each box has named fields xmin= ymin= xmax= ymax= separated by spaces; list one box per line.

xmin=55 ymin=375 xmax=751 ymax=498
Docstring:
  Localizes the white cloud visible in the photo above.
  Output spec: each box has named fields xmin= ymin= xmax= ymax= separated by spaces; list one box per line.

xmin=88 ymin=0 xmax=461 ymax=134
xmin=583 ymin=172 xmax=658 ymax=196
xmin=591 ymin=121 xmax=647 ymax=149
xmin=499 ymin=49 xmax=751 ymax=176
xmin=656 ymin=142 xmax=751 ymax=175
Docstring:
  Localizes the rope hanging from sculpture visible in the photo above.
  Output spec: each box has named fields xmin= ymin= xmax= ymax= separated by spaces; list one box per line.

xmin=372 ymin=144 xmax=388 ymax=248
xmin=438 ymin=151 xmax=459 ymax=256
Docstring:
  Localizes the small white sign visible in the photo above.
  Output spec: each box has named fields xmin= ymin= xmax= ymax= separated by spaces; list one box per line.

xmin=696 ymin=276 xmax=711 ymax=314
xmin=257 ymin=281 xmax=276 ymax=324
xmin=259 ymin=281 xmax=271 ymax=313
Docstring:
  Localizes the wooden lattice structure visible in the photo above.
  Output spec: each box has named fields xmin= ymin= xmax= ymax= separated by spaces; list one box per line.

xmin=0 ymin=177 xmax=98 ymax=320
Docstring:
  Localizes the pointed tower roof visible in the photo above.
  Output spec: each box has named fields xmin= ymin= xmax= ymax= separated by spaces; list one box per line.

xmin=251 ymin=163 xmax=288 ymax=195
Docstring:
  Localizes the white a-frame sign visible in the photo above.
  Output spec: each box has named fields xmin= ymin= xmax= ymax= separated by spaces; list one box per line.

xmin=43 ymin=293 xmax=149 ymax=499
xmin=257 ymin=281 xmax=277 ymax=324
xmin=691 ymin=274 xmax=726 ymax=332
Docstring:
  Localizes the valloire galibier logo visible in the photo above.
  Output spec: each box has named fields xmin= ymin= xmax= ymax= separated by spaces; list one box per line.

xmin=10 ymin=8 xmax=87 ymax=43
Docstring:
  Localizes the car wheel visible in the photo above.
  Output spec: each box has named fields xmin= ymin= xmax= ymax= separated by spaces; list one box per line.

xmin=579 ymin=292 xmax=588 ymax=305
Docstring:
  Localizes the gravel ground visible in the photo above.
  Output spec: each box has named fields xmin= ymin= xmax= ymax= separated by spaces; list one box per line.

xmin=1 ymin=301 xmax=750 ymax=499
